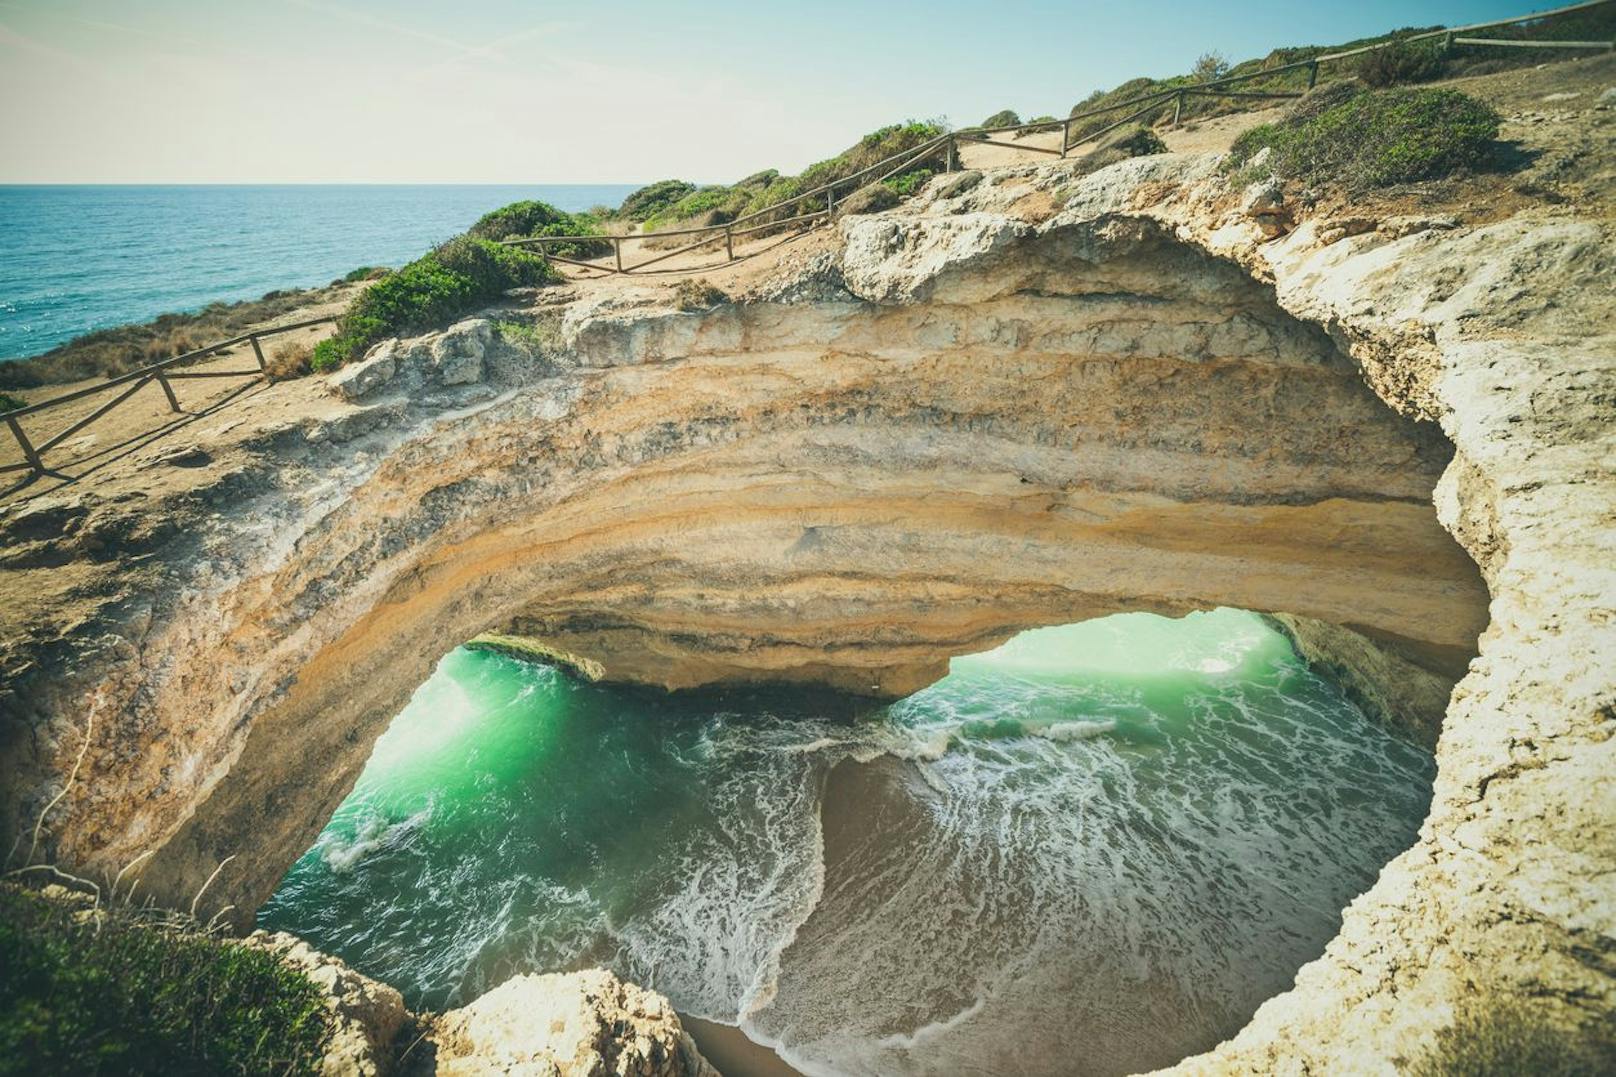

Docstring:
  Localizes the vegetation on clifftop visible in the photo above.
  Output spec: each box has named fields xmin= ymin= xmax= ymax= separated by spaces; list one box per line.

xmin=0 ymin=886 xmax=331 ymax=1075
xmin=1229 ymin=85 xmax=1501 ymax=189
xmin=467 ymin=200 xmax=612 ymax=259
xmin=622 ymin=120 xmax=947 ymax=235
xmin=311 ymin=235 xmax=555 ymax=371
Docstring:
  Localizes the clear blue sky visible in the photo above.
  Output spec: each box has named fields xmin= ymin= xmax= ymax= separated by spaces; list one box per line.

xmin=0 ymin=0 xmax=1553 ymax=183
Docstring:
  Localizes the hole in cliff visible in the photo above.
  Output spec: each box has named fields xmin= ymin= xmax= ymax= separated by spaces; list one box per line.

xmin=258 ymin=607 xmax=1433 ymax=1076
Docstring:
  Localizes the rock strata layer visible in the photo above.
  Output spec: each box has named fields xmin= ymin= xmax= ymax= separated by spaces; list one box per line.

xmin=2 ymin=127 xmax=1610 ymax=1072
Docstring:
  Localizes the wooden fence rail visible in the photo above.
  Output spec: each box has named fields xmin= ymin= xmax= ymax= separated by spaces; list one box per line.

xmin=2 ymin=0 xmax=1609 ymax=484
xmin=2 ymin=315 xmax=336 ymax=479
xmin=504 ymin=0 xmax=1614 ymax=276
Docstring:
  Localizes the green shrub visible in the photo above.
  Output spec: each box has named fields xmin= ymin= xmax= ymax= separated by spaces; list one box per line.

xmin=315 ymin=236 xmax=555 ymax=369
xmin=340 ymin=266 xmax=388 ymax=284
xmin=1229 ymin=86 xmax=1500 ymax=189
xmin=617 ymin=180 xmax=698 ymax=222
xmin=1193 ymin=51 xmax=1230 ymax=82
xmin=978 ymin=109 xmax=1021 ymax=130
xmin=1357 ymin=39 xmax=1446 ymax=87
xmin=467 ymin=200 xmax=610 ymax=259
xmin=639 ymin=120 xmax=948 ymax=236
xmin=0 ymin=887 xmax=331 ymax=1076
xmin=882 ymin=169 xmax=933 ymax=197
xmin=0 ymin=391 xmax=26 ymax=413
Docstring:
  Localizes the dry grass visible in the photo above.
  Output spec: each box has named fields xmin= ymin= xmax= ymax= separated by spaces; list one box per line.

xmin=673 ymin=278 xmax=728 ymax=311
xmin=264 ymin=341 xmax=314 ymax=382
xmin=0 ymin=283 xmax=359 ymax=390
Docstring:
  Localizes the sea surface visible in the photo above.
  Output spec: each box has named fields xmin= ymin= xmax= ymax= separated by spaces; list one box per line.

xmin=259 ymin=609 xmax=1434 ymax=1076
xmin=0 ymin=185 xmax=640 ymax=362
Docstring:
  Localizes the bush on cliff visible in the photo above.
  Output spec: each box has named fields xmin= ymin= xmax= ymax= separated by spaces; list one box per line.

xmin=0 ymin=886 xmax=331 ymax=1075
xmin=311 ymin=236 xmax=555 ymax=371
xmin=616 ymin=179 xmax=698 ymax=222
xmin=978 ymin=109 xmax=1021 ymax=129
xmin=467 ymin=200 xmax=611 ymax=259
xmin=1356 ymin=39 xmax=1446 ymax=87
xmin=627 ymin=120 xmax=948 ymax=234
xmin=1229 ymin=86 xmax=1500 ymax=190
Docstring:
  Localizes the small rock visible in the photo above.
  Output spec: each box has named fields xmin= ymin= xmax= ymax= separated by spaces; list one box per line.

xmin=1317 ymin=216 xmax=1378 ymax=245
xmin=149 ymin=444 xmax=212 ymax=468
xmin=929 ymin=170 xmax=982 ymax=200
xmin=327 ymin=343 xmax=397 ymax=401
xmin=431 ymin=319 xmax=492 ymax=386
xmin=1379 ymin=215 xmax=1460 ymax=240
xmin=1240 ymin=178 xmax=1292 ymax=239
xmin=428 ymin=970 xmax=715 ymax=1077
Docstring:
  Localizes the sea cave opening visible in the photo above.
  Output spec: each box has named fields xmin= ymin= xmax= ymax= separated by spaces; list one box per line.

xmin=257 ymin=607 xmax=1435 ymax=1077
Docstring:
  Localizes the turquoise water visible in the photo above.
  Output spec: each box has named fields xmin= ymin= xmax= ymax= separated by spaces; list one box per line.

xmin=259 ymin=610 xmax=1434 ymax=1076
xmin=0 ymin=184 xmax=639 ymax=361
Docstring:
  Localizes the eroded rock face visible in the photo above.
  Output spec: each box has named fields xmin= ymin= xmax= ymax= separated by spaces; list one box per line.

xmin=1 ymin=143 xmax=1607 ymax=1072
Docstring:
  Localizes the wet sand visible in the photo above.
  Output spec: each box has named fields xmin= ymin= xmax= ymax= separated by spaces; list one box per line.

xmin=681 ymin=1014 xmax=804 ymax=1076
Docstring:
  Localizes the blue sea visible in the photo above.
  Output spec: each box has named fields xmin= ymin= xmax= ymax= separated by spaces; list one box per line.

xmin=0 ymin=185 xmax=641 ymax=362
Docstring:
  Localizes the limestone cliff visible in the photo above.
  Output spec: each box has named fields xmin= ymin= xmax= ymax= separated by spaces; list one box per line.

xmin=1 ymin=89 xmax=1611 ymax=1073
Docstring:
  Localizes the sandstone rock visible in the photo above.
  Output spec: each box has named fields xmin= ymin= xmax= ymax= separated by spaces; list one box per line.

xmin=836 ymin=182 xmax=899 ymax=217
xmin=928 ymin=170 xmax=983 ymax=201
xmin=427 ymin=970 xmax=715 ymax=1077
xmin=5 ymin=82 xmax=1614 ymax=1077
xmin=1316 ymin=216 xmax=1377 ymax=245
xmin=1378 ymin=214 xmax=1460 ymax=240
xmin=1240 ymin=178 xmax=1292 ymax=239
xmin=430 ymin=320 xmax=491 ymax=386
xmin=245 ymin=930 xmax=409 ymax=1077
xmin=329 ymin=344 xmax=398 ymax=401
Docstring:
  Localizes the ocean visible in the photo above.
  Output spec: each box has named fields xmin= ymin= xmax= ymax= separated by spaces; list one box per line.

xmin=0 ymin=184 xmax=641 ymax=362
xmin=259 ymin=609 xmax=1433 ymax=1077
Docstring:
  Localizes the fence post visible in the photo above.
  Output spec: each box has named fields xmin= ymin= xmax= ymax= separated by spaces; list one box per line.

xmin=827 ymin=186 xmax=835 ymax=217
xmin=613 ymin=236 xmax=623 ymax=274
xmin=725 ymin=224 xmax=734 ymax=261
xmin=1059 ymin=118 xmax=1071 ymax=158
xmin=249 ymin=334 xmax=267 ymax=372
xmin=154 ymin=370 xmax=181 ymax=412
xmin=1172 ymin=89 xmax=1185 ymax=127
xmin=944 ymin=136 xmax=956 ymax=173
xmin=1307 ymin=60 xmax=1319 ymax=89
xmin=6 ymin=415 xmax=44 ymax=476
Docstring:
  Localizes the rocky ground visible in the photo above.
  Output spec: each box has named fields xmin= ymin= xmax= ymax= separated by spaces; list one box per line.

xmin=1 ymin=54 xmax=1612 ymax=1075
xmin=249 ymin=932 xmax=715 ymax=1077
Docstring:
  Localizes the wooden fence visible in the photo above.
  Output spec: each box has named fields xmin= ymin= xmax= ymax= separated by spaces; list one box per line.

xmin=2 ymin=0 xmax=1610 ymax=482
xmin=2 ymin=316 xmax=334 ymax=480
xmin=505 ymin=0 xmax=1615 ymax=276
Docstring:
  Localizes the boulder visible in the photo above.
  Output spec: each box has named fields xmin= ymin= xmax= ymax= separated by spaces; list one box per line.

xmin=427 ymin=970 xmax=716 ymax=1077
xmin=244 ymin=931 xmax=409 ymax=1077
xmin=430 ymin=319 xmax=491 ymax=386
xmin=328 ymin=343 xmax=398 ymax=401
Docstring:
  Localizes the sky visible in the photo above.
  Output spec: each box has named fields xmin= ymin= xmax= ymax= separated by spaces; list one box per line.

xmin=0 ymin=0 xmax=1550 ymax=184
